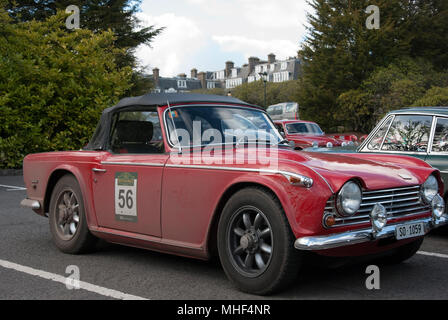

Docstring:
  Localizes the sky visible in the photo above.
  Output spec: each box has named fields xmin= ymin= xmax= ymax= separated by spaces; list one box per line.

xmin=136 ymin=0 xmax=312 ymax=77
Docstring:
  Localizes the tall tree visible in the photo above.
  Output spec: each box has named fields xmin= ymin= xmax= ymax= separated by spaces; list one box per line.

xmin=298 ymin=0 xmax=448 ymax=131
xmin=0 ymin=7 xmax=133 ymax=168
xmin=6 ymin=0 xmax=163 ymax=94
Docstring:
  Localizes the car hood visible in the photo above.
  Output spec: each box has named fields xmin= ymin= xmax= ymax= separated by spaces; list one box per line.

xmin=304 ymin=145 xmax=358 ymax=153
xmin=288 ymin=134 xmax=340 ymax=144
xmin=277 ymin=149 xmax=432 ymax=192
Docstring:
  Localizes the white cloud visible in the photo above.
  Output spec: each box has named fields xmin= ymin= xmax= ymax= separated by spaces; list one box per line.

xmin=238 ymin=0 xmax=309 ymax=30
xmin=137 ymin=0 xmax=313 ymax=75
xmin=212 ymin=35 xmax=298 ymax=61
xmin=135 ymin=12 xmax=206 ymax=76
xmin=185 ymin=0 xmax=206 ymax=4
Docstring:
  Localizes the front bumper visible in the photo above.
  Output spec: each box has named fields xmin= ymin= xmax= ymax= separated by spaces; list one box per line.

xmin=20 ymin=198 xmax=41 ymax=210
xmin=295 ymin=215 xmax=448 ymax=251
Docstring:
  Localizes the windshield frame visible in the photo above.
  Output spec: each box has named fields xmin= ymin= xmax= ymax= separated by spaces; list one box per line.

xmin=162 ymin=104 xmax=284 ymax=149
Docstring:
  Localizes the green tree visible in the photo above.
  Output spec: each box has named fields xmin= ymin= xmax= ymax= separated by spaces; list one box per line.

xmin=298 ymin=0 xmax=448 ymax=130
xmin=335 ymin=58 xmax=448 ymax=132
xmin=0 ymin=8 xmax=133 ymax=168
xmin=231 ymin=80 xmax=301 ymax=108
xmin=413 ymin=87 xmax=448 ymax=107
xmin=6 ymin=0 xmax=163 ymax=95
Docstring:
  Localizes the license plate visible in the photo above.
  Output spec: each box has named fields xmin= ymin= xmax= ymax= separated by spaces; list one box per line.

xmin=395 ymin=222 xmax=425 ymax=240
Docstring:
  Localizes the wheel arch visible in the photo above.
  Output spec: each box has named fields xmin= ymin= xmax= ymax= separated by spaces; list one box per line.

xmin=43 ymin=165 xmax=98 ymax=227
xmin=205 ymin=181 xmax=286 ymax=259
xmin=44 ymin=169 xmax=75 ymax=214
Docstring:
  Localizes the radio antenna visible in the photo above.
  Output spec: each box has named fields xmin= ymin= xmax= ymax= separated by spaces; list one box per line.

xmin=167 ymin=100 xmax=182 ymax=154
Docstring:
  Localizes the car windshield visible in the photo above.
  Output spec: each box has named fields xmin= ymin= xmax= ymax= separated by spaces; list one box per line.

xmin=381 ymin=115 xmax=432 ymax=152
xmin=165 ymin=106 xmax=283 ymax=147
xmin=286 ymin=122 xmax=323 ymax=135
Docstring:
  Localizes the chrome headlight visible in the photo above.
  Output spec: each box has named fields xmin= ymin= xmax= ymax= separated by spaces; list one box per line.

xmin=326 ymin=142 xmax=333 ymax=148
xmin=421 ymin=175 xmax=438 ymax=204
xmin=432 ymin=194 xmax=445 ymax=220
xmin=337 ymin=181 xmax=362 ymax=217
xmin=370 ymin=203 xmax=387 ymax=233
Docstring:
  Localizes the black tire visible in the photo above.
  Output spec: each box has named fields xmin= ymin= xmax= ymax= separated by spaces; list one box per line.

xmin=49 ymin=174 xmax=97 ymax=254
xmin=379 ymin=238 xmax=423 ymax=265
xmin=217 ymin=187 xmax=302 ymax=295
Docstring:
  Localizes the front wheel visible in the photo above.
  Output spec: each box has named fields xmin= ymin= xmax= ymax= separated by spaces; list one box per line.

xmin=217 ymin=187 xmax=302 ymax=295
xmin=49 ymin=174 xmax=97 ymax=254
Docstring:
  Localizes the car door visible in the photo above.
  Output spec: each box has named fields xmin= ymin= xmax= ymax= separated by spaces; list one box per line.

xmin=92 ymin=108 xmax=167 ymax=237
xmin=425 ymin=116 xmax=448 ymax=197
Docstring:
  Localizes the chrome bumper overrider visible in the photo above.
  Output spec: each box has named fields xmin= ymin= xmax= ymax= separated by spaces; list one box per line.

xmin=20 ymin=198 xmax=41 ymax=210
xmin=294 ymin=215 xmax=448 ymax=251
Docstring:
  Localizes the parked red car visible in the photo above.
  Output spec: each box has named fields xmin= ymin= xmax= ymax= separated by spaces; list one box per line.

xmin=274 ymin=120 xmax=346 ymax=149
xmin=21 ymin=94 xmax=448 ymax=295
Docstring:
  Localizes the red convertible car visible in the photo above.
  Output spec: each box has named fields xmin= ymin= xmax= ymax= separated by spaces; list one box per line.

xmin=274 ymin=120 xmax=346 ymax=149
xmin=21 ymin=94 xmax=448 ymax=295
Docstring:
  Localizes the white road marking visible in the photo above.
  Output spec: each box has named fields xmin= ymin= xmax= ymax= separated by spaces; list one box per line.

xmin=0 ymin=184 xmax=27 ymax=191
xmin=417 ymin=251 xmax=448 ymax=259
xmin=0 ymin=259 xmax=148 ymax=300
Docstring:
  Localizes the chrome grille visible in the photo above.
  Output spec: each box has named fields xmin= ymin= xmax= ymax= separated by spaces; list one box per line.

xmin=325 ymin=185 xmax=431 ymax=228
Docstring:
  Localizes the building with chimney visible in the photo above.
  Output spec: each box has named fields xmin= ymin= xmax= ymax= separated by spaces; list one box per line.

xmin=149 ymin=53 xmax=302 ymax=93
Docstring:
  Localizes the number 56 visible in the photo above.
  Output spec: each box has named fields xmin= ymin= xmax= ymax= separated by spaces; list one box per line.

xmin=118 ymin=189 xmax=133 ymax=209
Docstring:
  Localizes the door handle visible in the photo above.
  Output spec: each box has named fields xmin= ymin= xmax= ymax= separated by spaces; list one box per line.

xmin=92 ymin=168 xmax=107 ymax=173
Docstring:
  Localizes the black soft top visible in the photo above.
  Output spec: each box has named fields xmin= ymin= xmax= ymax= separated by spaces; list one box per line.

xmin=85 ymin=93 xmax=259 ymax=150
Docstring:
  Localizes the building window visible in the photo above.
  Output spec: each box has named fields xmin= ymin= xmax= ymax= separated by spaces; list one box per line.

xmin=273 ymin=72 xmax=290 ymax=82
xmin=207 ymin=82 xmax=216 ymax=89
xmin=214 ymin=71 xmax=225 ymax=80
xmin=281 ymin=62 xmax=288 ymax=70
xmin=226 ymin=78 xmax=242 ymax=89
xmin=177 ymin=80 xmax=187 ymax=88
xmin=232 ymin=68 xmax=238 ymax=78
xmin=273 ymin=73 xmax=279 ymax=83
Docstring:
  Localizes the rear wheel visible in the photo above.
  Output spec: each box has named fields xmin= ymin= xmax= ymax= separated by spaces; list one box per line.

xmin=49 ymin=174 xmax=97 ymax=254
xmin=217 ymin=187 xmax=302 ymax=295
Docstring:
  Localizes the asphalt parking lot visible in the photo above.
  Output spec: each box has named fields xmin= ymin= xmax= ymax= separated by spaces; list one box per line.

xmin=1 ymin=175 xmax=447 ymax=300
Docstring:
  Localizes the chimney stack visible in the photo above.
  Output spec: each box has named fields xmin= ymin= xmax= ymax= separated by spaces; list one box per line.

xmin=191 ymin=68 xmax=198 ymax=79
xmin=225 ymin=61 xmax=234 ymax=78
xmin=198 ymin=72 xmax=206 ymax=89
xmin=248 ymin=57 xmax=260 ymax=74
xmin=152 ymin=68 xmax=160 ymax=87
xmin=268 ymin=53 xmax=276 ymax=64
xmin=177 ymin=73 xmax=187 ymax=78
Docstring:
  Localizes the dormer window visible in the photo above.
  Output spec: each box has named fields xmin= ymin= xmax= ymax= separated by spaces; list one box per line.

xmin=177 ymin=80 xmax=187 ymax=88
